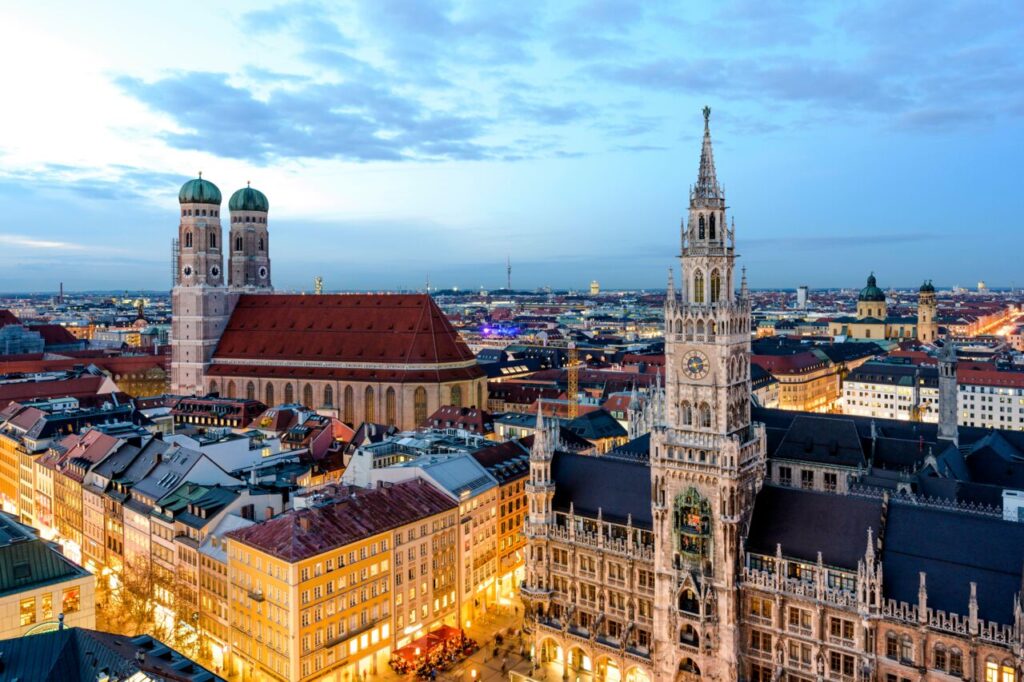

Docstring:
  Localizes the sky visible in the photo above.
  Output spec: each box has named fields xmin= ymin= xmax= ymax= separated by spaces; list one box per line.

xmin=0 ymin=1 xmax=1022 ymax=293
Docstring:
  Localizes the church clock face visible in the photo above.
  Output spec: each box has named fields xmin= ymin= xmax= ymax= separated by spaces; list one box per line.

xmin=182 ymin=265 xmax=193 ymax=279
xmin=683 ymin=350 xmax=709 ymax=379
xmin=210 ymin=265 xmax=220 ymax=278
xmin=258 ymin=266 xmax=268 ymax=280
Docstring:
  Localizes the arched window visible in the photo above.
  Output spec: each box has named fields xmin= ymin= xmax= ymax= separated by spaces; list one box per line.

xmin=709 ymin=213 xmax=716 ymax=240
xmin=265 ymin=383 xmax=274 ymax=406
xmin=201 ymin=209 xmax=207 ymax=217
xmin=246 ymin=381 xmax=255 ymax=400
xmin=948 ymin=649 xmax=963 ymax=676
xmin=696 ymin=320 xmax=705 ymax=337
xmin=414 ymin=386 xmax=428 ymax=426
xmin=303 ymin=383 xmax=313 ymax=408
xmin=284 ymin=383 xmax=294 ymax=404
xmin=685 ymin=320 xmax=694 ymax=340
xmin=235 ymin=236 xmax=243 ymax=251
xmin=678 ymin=589 xmax=699 ymax=614
xmin=699 ymin=403 xmax=711 ymax=428
xmin=476 ymin=383 xmax=483 ymax=410
xmin=933 ymin=645 xmax=946 ymax=671
xmin=674 ymin=319 xmax=682 ymax=334
xmin=209 ymin=380 xmax=218 ymax=396
xmin=226 ymin=380 xmax=235 ymax=398
xmin=185 ymin=232 xmax=193 ymax=248
xmin=680 ymin=401 xmax=692 ymax=425
xmin=385 ymin=387 xmax=396 ymax=426
xmin=209 ymin=232 xmax=217 ymax=249
xmin=343 ymin=386 xmax=354 ymax=423
xmin=258 ymin=237 xmax=264 ymax=251
xmin=680 ymin=624 xmax=699 ymax=648
xmin=698 ymin=214 xmax=705 ymax=239
xmin=710 ymin=270 xmax=721 ymax=303
xmin=899 ymin=635 xmax=913 ymax=663
xmin=450 ymin=385 xmax=463 ymax=408
xmin=364 ymin=386 xmax=375 ymax=423
xmin=694 ymin=271 xmax=705 ymax=303
xmin=324 ymin=385 xmax=334 ymax=407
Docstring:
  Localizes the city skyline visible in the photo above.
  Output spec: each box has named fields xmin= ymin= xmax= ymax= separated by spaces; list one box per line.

xmin=1 ymin=1 xmax=1023 ymax=292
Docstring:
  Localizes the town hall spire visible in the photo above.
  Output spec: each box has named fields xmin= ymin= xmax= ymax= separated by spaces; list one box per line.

xmin=693 ymin=105 xmax=722 ymax=204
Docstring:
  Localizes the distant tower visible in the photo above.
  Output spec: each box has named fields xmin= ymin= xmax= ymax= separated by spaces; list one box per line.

xmin=589 ymin=280 xmax=600 ymax=296
xmin=227 ymin=183 xmax=272 ymax=291
xmin=938 ymin=343 xmax=959 ymax=444
xmin=856 ymin=272 xmax=887 ymax=319
xmin=917 ymin=280 xmax=938 ymax=343
xmin=171 ymin=174 xmax=233 ymax=395
xmin=796 ymin=284 xmax=808 ymax=309
xmin=506 ymin=256 xmax=512 ymax=290
xmin=314 ymin=276 xmax=323 ymax=295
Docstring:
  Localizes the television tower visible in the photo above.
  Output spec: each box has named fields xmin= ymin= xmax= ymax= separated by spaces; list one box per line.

xmin=506 ymin=256 xmax=511 ymax=290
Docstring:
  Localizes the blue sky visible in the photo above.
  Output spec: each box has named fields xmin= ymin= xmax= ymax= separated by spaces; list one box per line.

xmin=0 ymin=1 xmax=1022 ymax=292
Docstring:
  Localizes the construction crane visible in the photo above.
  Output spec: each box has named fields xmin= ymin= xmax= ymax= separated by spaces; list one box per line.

xmin=567 ymin=341 xmax=580 ymax=419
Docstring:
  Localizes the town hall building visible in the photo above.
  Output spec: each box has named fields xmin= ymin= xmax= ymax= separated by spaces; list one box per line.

xmin=521 ymin=109 xmax=1024 ymax=682
xmin=170 ymin=178 xmax=486 ymax=430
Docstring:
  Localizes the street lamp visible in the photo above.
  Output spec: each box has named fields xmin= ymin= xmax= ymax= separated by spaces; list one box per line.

xmin=470 ymin=670 xmax=477 ymax=680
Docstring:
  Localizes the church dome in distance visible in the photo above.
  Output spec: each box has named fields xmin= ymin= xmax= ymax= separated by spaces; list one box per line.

xmin=919 ymin=280 xmax=935 ymax=293
xmin=229 ymin=184 xmax=269 ymax=212
xmin=858 ymin=273 xmax=886 ymax=302
xmin=179 ymin=175 xmax=222 ymax=205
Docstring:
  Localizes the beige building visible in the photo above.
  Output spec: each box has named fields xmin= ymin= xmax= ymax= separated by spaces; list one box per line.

xmin=0 ymin=511 xmax=95 ymax=640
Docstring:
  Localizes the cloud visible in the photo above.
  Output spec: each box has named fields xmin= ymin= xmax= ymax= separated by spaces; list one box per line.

xmin=0 ymin=165 xmax=186 ymax=201
xmin=0 ymin=234 xmax=90 ymax=250
xmin=117 ymin=72 xmax=495 ymax=163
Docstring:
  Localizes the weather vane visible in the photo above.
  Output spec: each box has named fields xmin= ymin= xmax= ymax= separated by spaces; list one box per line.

xmin=703 ymin=106 xmax=711 ymax=126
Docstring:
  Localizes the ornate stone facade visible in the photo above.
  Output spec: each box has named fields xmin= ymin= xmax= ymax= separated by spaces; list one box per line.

xmin=521 ymin=110 xmax=1024 ymax=682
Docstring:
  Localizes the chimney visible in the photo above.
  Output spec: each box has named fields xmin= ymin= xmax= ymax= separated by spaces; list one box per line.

xmin=299 ymin=514 xmax=311 ymax=532
xmin=264 ymin=506 xmax=273 ymax=521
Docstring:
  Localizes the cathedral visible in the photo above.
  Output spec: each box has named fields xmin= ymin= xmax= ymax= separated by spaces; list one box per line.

xmin=521 ymin=110 xmax=1024 ymax=682
xmin=170 ymin=178 xmax=486 ymax=430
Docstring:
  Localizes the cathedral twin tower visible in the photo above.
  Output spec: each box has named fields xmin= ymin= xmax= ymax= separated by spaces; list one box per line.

xmin=170 ymin=176 xmax=273 ymax=394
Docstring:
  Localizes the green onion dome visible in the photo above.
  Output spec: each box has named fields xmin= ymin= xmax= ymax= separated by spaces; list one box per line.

xmin=178 ymin=175 xmax=222 ymax=205
xmin=858 ymin=273 xmax=886 ymax=302
xmin=229 ymin=184 xmax=269 ymax=212
xmin=919 ymin=280 xmax=935 ymax=293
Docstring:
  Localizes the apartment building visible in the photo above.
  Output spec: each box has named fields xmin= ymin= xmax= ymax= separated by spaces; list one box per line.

xmin=225 ymin=479 xmax=457 ymax=682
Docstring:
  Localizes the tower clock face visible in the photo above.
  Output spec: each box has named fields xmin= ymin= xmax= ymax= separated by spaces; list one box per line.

xmin=210 ymin=265 xmax=220 ymax=278
xmin=683 ymin=350 xmax=709 ymax=379
xmin=258 ymin=266 xmax=268 ymax=280
xmin=182 ymin=265 xmax=193 ymax=278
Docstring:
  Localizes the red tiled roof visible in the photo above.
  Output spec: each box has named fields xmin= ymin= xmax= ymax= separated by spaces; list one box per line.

xmin=212 ymin=295 xmax=481 ymax=380
xmin=227 ymin=479 xmax=457 ymax=562
xmin=752 ymin=352 xmax=830 ymax=375
xmin=0 ymin=310 xmax=21 ymax=327
xmin=28 ymin=324 xmax=80 ymax=346
xmin=959 ymin=368 xmax=1024 ymax=389
xmin=0 ymin=376 xmax=114 ymax=410
xmin=40 ymin=430 xmax=121 ymax=481
xmin=0 ymin=354 xmax=166 ymax=376
xmin=425 ymin=405 xmax=493 ymax=432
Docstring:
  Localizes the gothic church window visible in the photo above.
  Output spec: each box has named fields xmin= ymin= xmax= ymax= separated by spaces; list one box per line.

xmin=710 ymin=270 xmax=721 ymax=303
xmin=364 ymin=386 xmax=375 ymax=422
xmin=698 ymin=215 xmax=705 ymax=239
xmin=681 ymin=401 xmax=692 ymax=425
xmin=344 ymin=386 xmax=354 ymax=423
xmin=246 ymin=381 xmax=255 ymax=400
xmin=209 ymin=232 xmax=217 ymax=248
xmin=699 ymin=403 xmax=711 ymax=428
xmin=265 ymin=383 xmax=274 ymax=406
xmin=259 ymin=238 xmax=264 ymax=251
xmin=235 ymin=236 xmax=243 ymax=251
xmin=414 ymin=387 xmax=428 ymax=426
xmin=385 ymin=387 xmax=396 ymax=426
xmin=303 ymin=383 xmax=313 ymax=407
xmin=709 ymin=213 xmax=716 ymax=239
xmin=284 ymin=383 xmax=294 ymax=404
xmin=185 ymin=232 xmax=193 ymax=248
xmin=694 ymin=271 xmax=705 ymax=303
xmin=324 ymin=385 xmax=334 ymax=407
xmin=450 ymin=385 xmax=463 ymax=408
xmin=226 ymin=381 xmax=235 ymax=398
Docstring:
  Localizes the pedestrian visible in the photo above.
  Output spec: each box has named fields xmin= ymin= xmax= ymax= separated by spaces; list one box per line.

xmin=502 ymin=656 xmax=508 ymax=673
